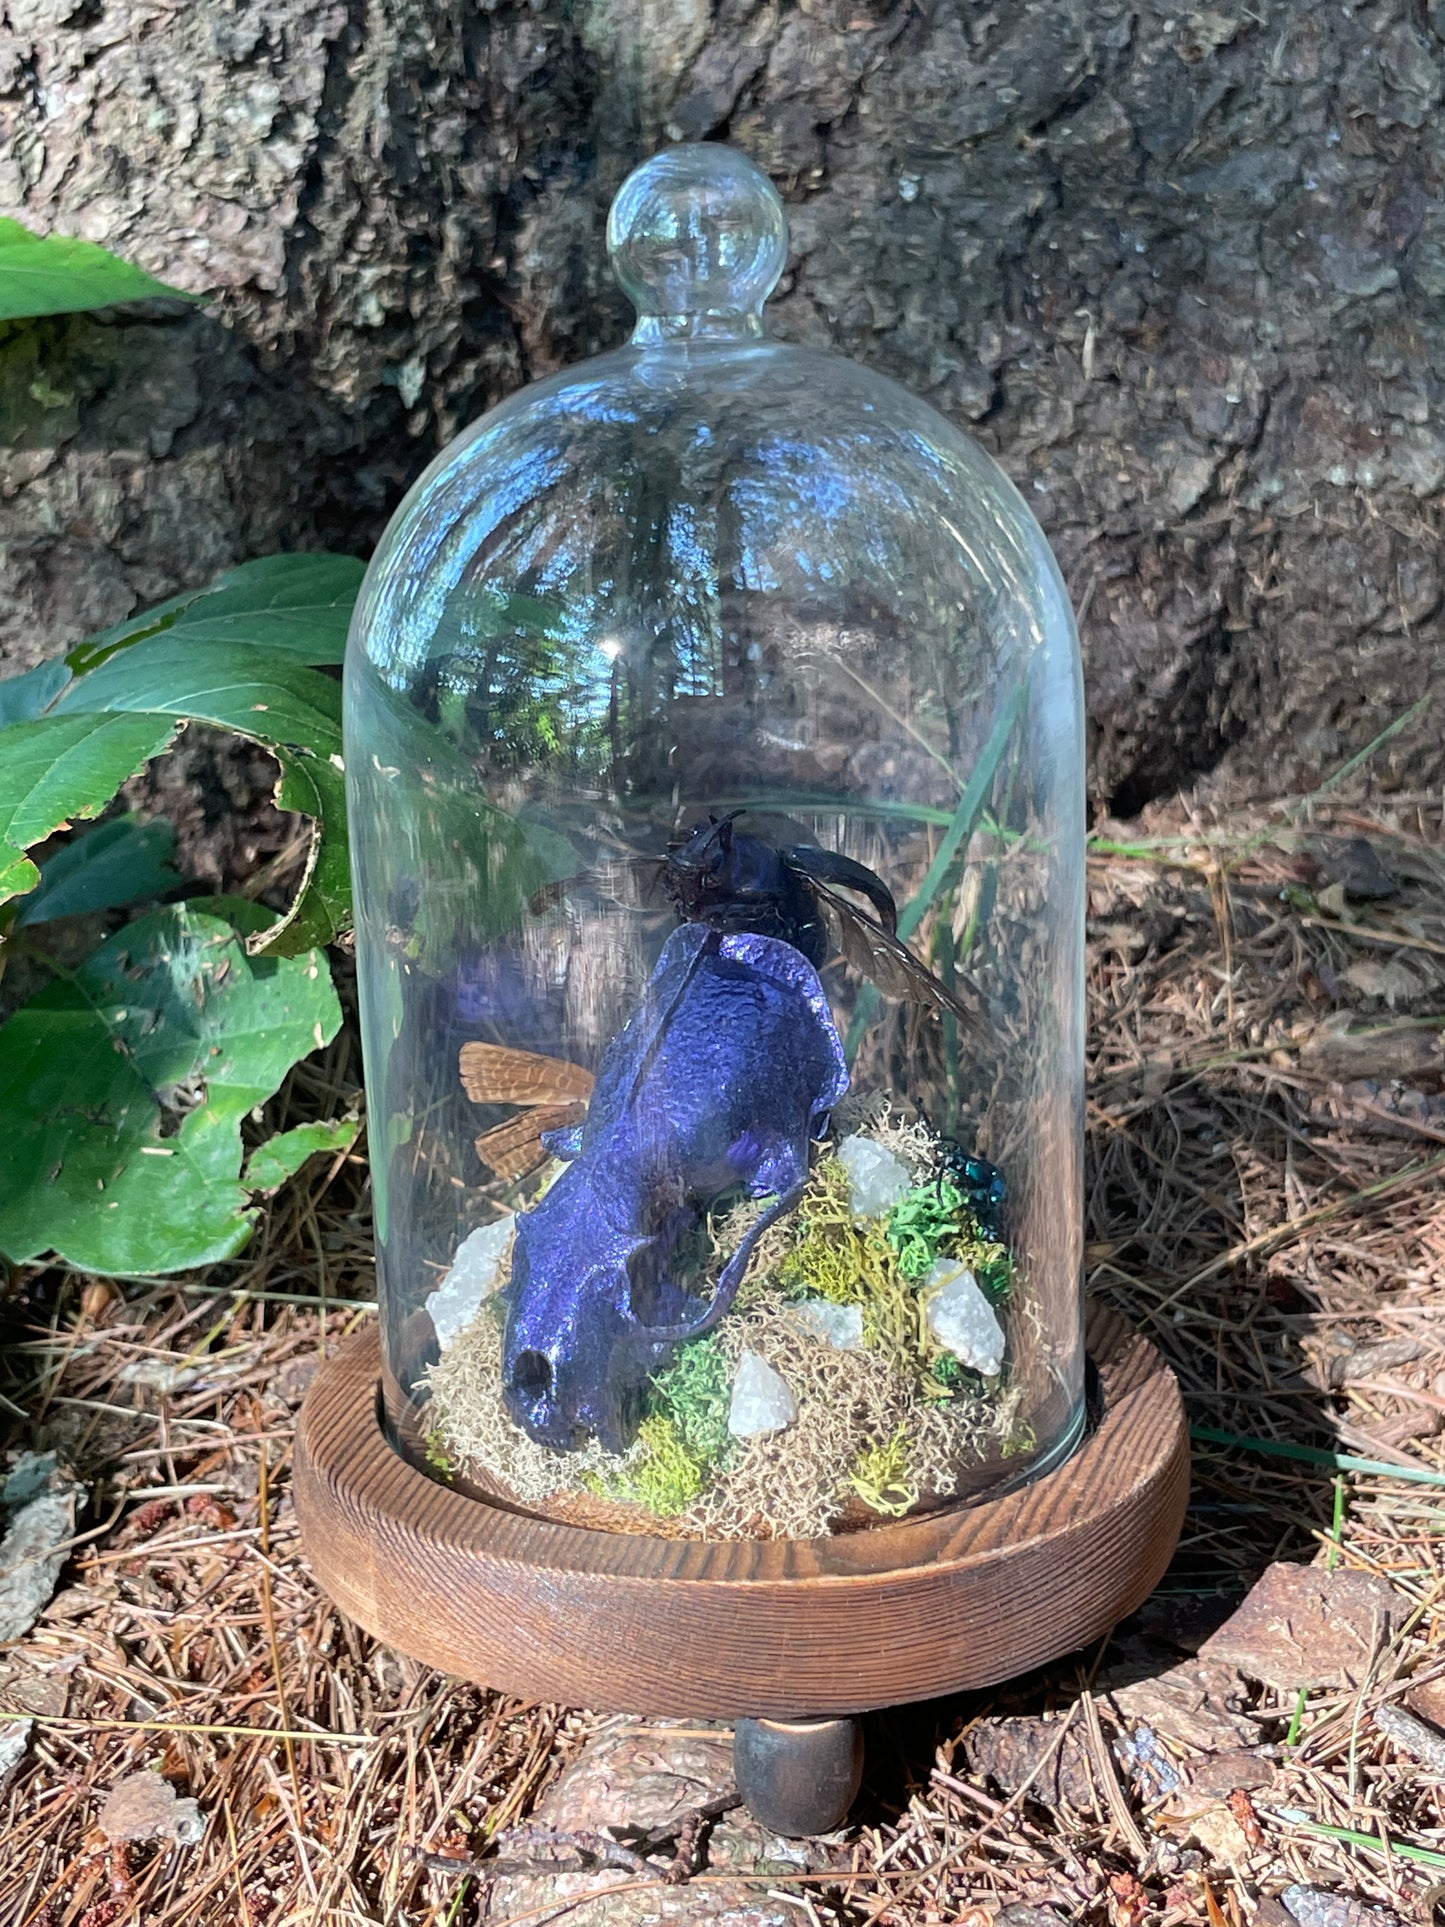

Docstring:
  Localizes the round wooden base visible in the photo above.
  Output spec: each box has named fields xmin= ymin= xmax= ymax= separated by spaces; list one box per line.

xmin=294 ymin=1304 xmax=1188 ymax=1720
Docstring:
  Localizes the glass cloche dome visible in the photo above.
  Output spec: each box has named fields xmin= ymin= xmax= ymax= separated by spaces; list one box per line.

xmin=344 ymin=144 xmax=1085 ymax=1541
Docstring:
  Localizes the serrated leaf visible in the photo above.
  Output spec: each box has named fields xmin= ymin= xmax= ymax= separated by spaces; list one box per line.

xmin=260 ymin=746 xmax=349 ymax=955
xmin=0 ymin=844 xmax=39 ymax=901
xmin=0 ymin=714 xmax=180 ymax=907
xmin=244 ymin=1113 xmax=360 ymax=1192
xmin=0 ymin=905 xmax=342 ymax=1273
xmin=0 ymin=218 xmax=193 ymax=321
xmin=55 ymin=637 xmax=342 ymax=756
xmin=0 ymin=658 xmax=72 ymax=726
xmin=16 ymin=814 xmax=180 ymax=926
xmin=66 ymin=585 xmax=212 ymax=675
xmin=53 ymin=641 xmax=347 ymax=946
xmin=67 ymin=553 xmax=365 ymax=675
xmin=166 ymin=554 xmax=364 ymax=664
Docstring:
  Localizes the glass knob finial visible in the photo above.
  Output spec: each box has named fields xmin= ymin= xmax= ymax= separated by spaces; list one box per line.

xmin=607 ymin=144 xmax=788 ymax=342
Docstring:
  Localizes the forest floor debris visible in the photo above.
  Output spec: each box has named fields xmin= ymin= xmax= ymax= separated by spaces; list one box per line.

xmin=5 ymin=785 xmax=1445 ymax=1923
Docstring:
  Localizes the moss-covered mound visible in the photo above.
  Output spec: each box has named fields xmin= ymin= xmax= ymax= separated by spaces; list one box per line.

xmin=425 ymin=1103 xmax=1028 ymax=1540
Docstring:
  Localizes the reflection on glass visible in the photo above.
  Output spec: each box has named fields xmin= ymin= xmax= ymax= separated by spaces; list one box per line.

xmin=344 ymin=144 xmax=1085 ymax=1540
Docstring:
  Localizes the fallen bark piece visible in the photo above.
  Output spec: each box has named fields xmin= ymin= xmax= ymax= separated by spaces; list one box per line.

xmin=0 ymin=1654 xmax=69 ymax=1721
xmin=1255 ymin=1903 xmax=1297 ymax=1927
xmin=1104 ymin=1657 xmax=1255 ymax=1753
xmin=98 ymin=1770 xmax=205 ymax=1846
xmin=1404 ymin=1674 xmax=1445 ymax=1728
xmin=0 ymin=1452 xmax=79 ymax=1642
xmin=0 ymin=1646 xmax=70 ymax=1787
xmin=1184 ymin=1798 xmax=1262 ymax=1870
xmin=1179 ymin=1748 xmax=1276 ymax=1798
xmin=484 ymin=1723 xmax=836 ymax=1925
xmin=1359 ymin=1404 xmax=1443 ymax=1449
xmin=1282 ymin=1884 xmax=1408 ymax=1927
xmin=1298 ymin=1018 xmax=1442 ymax=1083
xmin=1374 ymin=1700 xmax=1445 ymax=1772
xmin=964 ymin=1714 xmax=1098 ymax=1811
xmin=1300 ymin=1333 xmax=1425 ymax=1391
xmin=1198 ymin=1562 xmax=1402 ymax=1691
xmin=1315 ymin=837 xmax=1400 ymax=901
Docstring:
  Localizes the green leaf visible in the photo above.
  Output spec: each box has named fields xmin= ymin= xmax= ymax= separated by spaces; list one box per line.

xmin=67 ymin=554 xmax=365 ymax=675
xmin=244 ymin=1114 xmax=360 ymax=1192
xmin=0 ymin=659 xmax=71 ymax=726
xmin=0 ymin=905 xmax=342 ymax=1273
xmin=55 ymin=637 xmax=342 ymax=754
xmin=54 ymin=640 xmax=347 ymax=949
xmin=0 ymin=713 xmax=180 ymax=907
xmin=262 ymin=747 xmax=350 ymax=955
xmin=0 ymin=845 xmax=39 ymax=901
xmin=16 ymin=815 xmax=180 ymax=926
xmin=165 ymin=554 xmax=364 ymax=664
xmin=0 ymin=218 xmax=193 ymax=321
xmin=66 ymin=586 xmax=213 ymax=676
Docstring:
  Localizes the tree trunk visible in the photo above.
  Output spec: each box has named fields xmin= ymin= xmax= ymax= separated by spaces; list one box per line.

xmin=3 ymin=0 xmax=1442 ymax=815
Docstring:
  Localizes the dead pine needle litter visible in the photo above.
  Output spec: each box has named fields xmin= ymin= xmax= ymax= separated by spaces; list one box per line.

xmin=7 ymin=789 xmax=1445 ymax=1920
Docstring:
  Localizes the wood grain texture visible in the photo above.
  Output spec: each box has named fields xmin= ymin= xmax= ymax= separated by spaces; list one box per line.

xmin=294 ymin=1304 xmax=1189 ymax=1719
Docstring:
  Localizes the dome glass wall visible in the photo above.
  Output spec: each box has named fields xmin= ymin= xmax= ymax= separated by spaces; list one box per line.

xmin=344 ymin=146 xmax=1086 ymax=1540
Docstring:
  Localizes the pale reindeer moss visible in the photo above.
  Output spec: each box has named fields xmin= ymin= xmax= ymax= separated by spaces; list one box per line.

xmin=424 ymin=1105 xmax=1023 ymax=1540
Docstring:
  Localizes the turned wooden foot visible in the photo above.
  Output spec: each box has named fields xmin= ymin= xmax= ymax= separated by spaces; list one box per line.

xmin=732 ymin=1715 xmax=864 ymax=1836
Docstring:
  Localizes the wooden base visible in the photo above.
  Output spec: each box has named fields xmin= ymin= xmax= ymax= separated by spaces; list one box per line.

xmin=294 ymin=1304 xmax=1188 ymax=1720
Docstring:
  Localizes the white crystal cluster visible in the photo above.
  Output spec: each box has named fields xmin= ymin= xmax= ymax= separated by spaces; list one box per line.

xmin=429 ymin=1214 xmax=515 ymax=1349
xmin=921 ymin=1258 xmax=1005 ymax=1375
xmin=727 ymin=1351 xmax=798 ymax=1437
xmin=790 ymin=1297 xmax=865 ymax=1351
xmin=835 ymin=1133 xmax=911 ymax=1220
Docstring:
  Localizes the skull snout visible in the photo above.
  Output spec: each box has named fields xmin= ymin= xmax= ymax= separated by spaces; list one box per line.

xmin=502 ymin=1250 xmax=641 ymax=1454
xmin=502 ymin=1342 xmax=592 ymax=1451
xmin=501 ymin=1209 xmax=694 ymax=1454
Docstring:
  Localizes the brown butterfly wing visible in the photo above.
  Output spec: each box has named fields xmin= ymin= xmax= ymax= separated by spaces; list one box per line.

xmin=473 ymin=1101 xmax=589 ymax=1181
xmin=459 ymin=1043 xmax=595 ymax=1106
xmin=812 ymin=880 xmax=986 ymax=1039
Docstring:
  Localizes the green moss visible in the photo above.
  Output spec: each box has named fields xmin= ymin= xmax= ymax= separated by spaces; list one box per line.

xmin=884 ymin=1176 xmax=1014 ymax=1307
xmin=582 ymin=1337 xmax=735 ymax=1521
xmin=423 ymin=1427 xmax=456 ymax=1478
xmin=593 ymin=1412 xmax=708 ymax=1515
xmin=776 ymin=1157 xmax=938 ymax=1380
xmin=885 ymin=1179 xmax=965 ymax=1278
xmin=779 ymin=1226 xmax=868 ymax=1303
xmin=931 ymin=1352 xmax=964 ymax=1393
xmin=651 ymin=1335 xmax=732 ymax=1464
xmin=849 ymin=1427 xmax=918 ymax=1517
xmin=950 ymin=1221 xmax=1014 ymax=1305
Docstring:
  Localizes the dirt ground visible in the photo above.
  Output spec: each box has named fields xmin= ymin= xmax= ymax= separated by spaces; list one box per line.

xmin=5 ymin=779 xmax=1445 ymax=1926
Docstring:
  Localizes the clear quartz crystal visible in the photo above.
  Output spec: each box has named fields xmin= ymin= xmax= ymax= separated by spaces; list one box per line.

xmin=836 ymin=1135 xmax=912 ymax=1221
xmin=728 ymin=1351 xmax=799 ymax=1436
xmin=791 ymin=1298 xmax=865 ymax=1350
xmin=429 ymin=1216 xmax=514 ymax=1349
xmin=922 ymin=1259 xmax=1006 ymax=1376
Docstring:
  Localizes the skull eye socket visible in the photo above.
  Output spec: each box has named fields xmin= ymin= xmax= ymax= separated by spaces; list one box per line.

xmin=626 ymin=1240 xmax=670 ymax=1325
xmin=510 ymin=1349 xmax=552 ymax=1403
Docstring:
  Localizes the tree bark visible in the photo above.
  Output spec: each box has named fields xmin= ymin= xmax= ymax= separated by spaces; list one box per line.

xmin=3 ymin=0 xmax=1442 ymax=813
